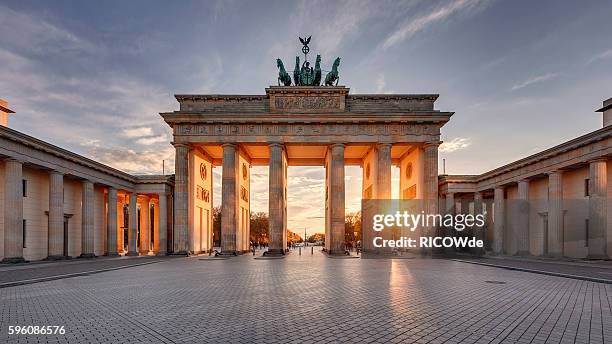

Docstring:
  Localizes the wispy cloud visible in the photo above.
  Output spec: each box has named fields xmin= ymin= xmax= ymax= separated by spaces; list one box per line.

xmin=586 ymin=48 xmax=612 ymax=65
xmin=440 ymin=137 xmax=471 ymax=152
xmin=123 ymin=127 xmax=153 ymax=137
xmin=382 ymin=0 xmax=489 ymax=50
xmin=511 ymin=72 xmax=561 ymax=91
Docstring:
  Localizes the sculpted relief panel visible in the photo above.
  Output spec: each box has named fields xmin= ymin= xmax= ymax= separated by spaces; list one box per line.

xmin=273 ymin=95 xmax=343 ymax=113
xmin=175 ymin=123 xmax=439 ymax=139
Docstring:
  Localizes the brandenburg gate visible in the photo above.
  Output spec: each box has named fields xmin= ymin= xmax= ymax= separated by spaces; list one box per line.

xmin=161 ymin=86 xmax=452 ymax=256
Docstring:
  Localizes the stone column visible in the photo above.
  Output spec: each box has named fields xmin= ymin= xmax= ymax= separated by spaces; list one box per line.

xmin=47 ymin=171 xmax=64 ymax=259
xmin=493 ymin=186 xmax=505 ymax=254
xmin=473 ymin=191 xmax=485 ymax=253
xmin=173 ymin=143 xmax=189 ymax=255
xmin=106 ymin=187 xmax=118 ymax=256
xmin=80 ymin=180 xmax=95 ymax=258
xmin=588 ymin=160 xmax=607 ymax=259
xmin=2 ymin=159 xmax=25 ymax=263
xmin=267 ymin=143 xmax=285 ymax=255
xmin=329 ymin=143 xmax=346 ymax=255
xmin=221 ymin=143 xmax=237 ymax=255
xmin=548 ymin=171 xmax=563 ymax=257
xmin=139 ymin=195 xmax=150 ymax=254
xmin=377 ymin=143 xmax=392 ymax=199
xmin=423 ymin=142 xmax=439 ymax=237
xmin=157 ymin=193 xmax=167 ymax=256
xmin=517 ymin=179 xmax=530 ymax=255
xmin=127 ymin=193 xmax=138 ymax=256
xmin=445 ymin=192 xmax=455 ymax=238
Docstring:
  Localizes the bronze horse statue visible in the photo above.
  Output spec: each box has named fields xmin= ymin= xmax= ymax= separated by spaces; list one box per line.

xmin=313 ymin=54 xmax=322 ymax=86
xmin=293 ymin=56 xmax=301 ymax=86
xmin=276 ymin=58 xmax=291 ymax=86
xmin=324 ymin=57 xmax=340 ymax=86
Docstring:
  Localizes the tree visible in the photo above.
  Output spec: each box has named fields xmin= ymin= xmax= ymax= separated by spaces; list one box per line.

xmin=250 ymin=211 xmax=269 ymax=244
xmin=212 ymin=206 xmax=222 ymax=247
xmin=345 ymin=211 xmax=361 ymax=242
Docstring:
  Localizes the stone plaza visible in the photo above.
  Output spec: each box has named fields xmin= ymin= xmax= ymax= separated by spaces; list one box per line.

xmin=1 ymin=253 xmax=611 ymax=343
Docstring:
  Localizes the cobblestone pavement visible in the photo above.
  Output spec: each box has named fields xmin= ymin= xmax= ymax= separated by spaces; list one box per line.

xmin=454 ymin=256 xmax=612 ymax=282
xmin=0 ymin=256 xmax=167 ymax=285
xmin=1 ymin=251 xmax=611 ymax=343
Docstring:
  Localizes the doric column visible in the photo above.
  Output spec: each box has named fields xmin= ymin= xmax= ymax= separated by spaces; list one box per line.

xmin=221 ymin=143 xmax=237 ymax=255
xmin=588 ymin=160 xmax=607 ymax=258
xmin=139 ymin=195 xmax=150 ymax=254
xmin=80 ymin=180 xmax=95 ymax=258
xmin=517 ymin=179 xmax=530 ymax=255
xmin=547 ymin=171 xmax=563 ymax=257
xmin=377 ymin=143 xmax=392 ymax=199
xmin=493 ymin=186 xmax=505 ymax=254
xmin=267 ymin=143 xmax=285 ymax=255
xmin=444 ymin=192 xmax=455 ymax=240
xmin=157 ymin=193 xmax=167 ymax=256
xmin=473 ymin=191 xmax=485 ymax=253
xmin=329 ymin=143 xmax=346 ymax=255
xmin=2 ymin=159 xmax=25 ymax=263
xmin=173 ymin=143 xmax=189 ymax=255
xmin=106 ymin=187 xmax=118 ymax=256
xmin=47 ymin=171 xmax=64 ymax=259
xmin=423 ymin=142 xmax=439 ymax=238
xmin=127 ymin=193 xmax=138 ymax=256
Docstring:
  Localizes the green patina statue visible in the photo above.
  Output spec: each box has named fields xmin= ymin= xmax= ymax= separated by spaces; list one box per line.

xmin=276 ymin=58 xmax=291 ymax=86
xmin=324 ymin=57 xmax=341 ymax=86
xmin=277 ymin=36 xmax=340 ymax=87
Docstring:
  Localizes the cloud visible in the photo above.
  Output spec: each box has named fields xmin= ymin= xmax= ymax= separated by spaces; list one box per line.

xmin=382 ymin=0 xmax=488 ymax=50
xmin=586 ymin=48 xmax=612 ymax=65
xmin=135 ymin=135 xmax=167 ymax=146
xmin=123 ymin=127 xmax=153 ymax=137
xmin=439 ymin=137 xmax=471 ymax=152
xmin=510 ymin=72 xmax=561 ymax=91
xmin=86 ymin=146 xmax=174 ymax=175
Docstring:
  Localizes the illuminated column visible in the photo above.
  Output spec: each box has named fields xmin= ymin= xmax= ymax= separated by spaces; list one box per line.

xmin=423 ymin=142 xmax=439 ymax=238
xmin=221 ymin=143 xmax=237 ymax=255
xmin=267 ymin=143 xmax=285 ymax=255
xmin=493 ymin=186 xmax=505 ymax=254
xmin=173 ymin=143 xmax=189 ymax=255
xmin=329 ymin=143 xmax=346 ymax=255
xmin=377 ymin=143 xmax=392 ymax=199
xmin=517 ymin=179 xmax=530 ymax=255
xmin=588 ymin=160 xmax=607 ymax=259
xmin=47 ymin=170 xmax=64 ymax=259
xmin=548 ymin=171 xmax=563 ymax=257
xmin=106 ymin=187 xmax=118 ymax=256
xmin=127 ymin=193 xmax=138 ymax=256
xmin=2 ymin=159 xmax=25 ymax=263
xmin=80 ymin=180 xmax=96 ymax=258
xmin=157 ymin=193 xmax=167 ymax=256
xmin=139 ymin=195 xmax=150 ymax=254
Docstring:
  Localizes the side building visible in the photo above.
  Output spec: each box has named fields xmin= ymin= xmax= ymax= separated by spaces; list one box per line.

xmin=0 ymin=100 xmax=174 ymax=262
xmin=439 ymin=98 xmax=611 ymax=259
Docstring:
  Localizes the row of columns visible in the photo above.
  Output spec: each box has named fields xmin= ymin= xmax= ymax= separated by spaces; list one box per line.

xmin=2 ymin=158 xmax=168 ymax=262
xmin=445 ymin=158 xmax=607 ymax=258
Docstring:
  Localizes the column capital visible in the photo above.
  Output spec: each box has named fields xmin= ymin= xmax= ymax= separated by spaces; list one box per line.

xmin=377 ymin=142 xmax=392 ymax=149
xmin=330 ymin=142 xmax=346 ymax=149
xmin=423 ymin=141 xmax=442 ymax=149
xmin=268 ymin=142 xmax=284 ymax=148
xmin=589 ymin=157 xmax=608 ymax=164
xmin=4 ymin=157 xmax=23 ymax=164
xmin=172 ymin=142 xmax=191 ymax=149
xmin=547 ymin=169 xmax=563 ymax=176
xmin=48 ymin=169 xmax=64 ymax=176
xmin=518 ymin=178 xmax=530 ymax=184
xmin=221 ymin=142 xmax=237 ymax=148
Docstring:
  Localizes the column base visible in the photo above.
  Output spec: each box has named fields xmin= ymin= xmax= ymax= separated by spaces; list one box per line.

xmin=516 ymin=250 xmax=530 ymax=256
xmin=1 ymin=257 xmax=27 ymax=264
xmin=105 ymin=252 xmax=120 ymax=257
xmin=217 ymin=251 xmax=238 ymax=257
xmin=171 ymin=251 xmax=189 ymax=256
xmin=263 ymin=249 xmax=285 ymax=256
xmin=587 ymin=253 xmax=608 ymax=260
xmin=78 ymin=253 xmax=97 ymax=259
xmin=155 ymin=252 xmax=167 ymax=257
xmin=326 ymin=249 xmax=349 ymax=256
xmin=45 ymin=255 xmax=70 ymax=261
xmin=126 ymin=252 xmax=140 ymax=257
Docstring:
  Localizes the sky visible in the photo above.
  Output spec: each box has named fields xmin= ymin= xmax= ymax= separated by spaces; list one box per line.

xmin=1 ymin=0 xmax=611 ymax=235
